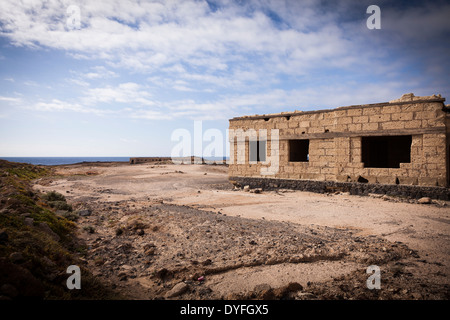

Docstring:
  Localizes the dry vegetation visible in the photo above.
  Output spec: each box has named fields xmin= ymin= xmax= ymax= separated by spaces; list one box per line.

xmin=0 ymin=160 xmax=121 ymax=299
xmin=1 ymin=160 xmax=449 ymax=300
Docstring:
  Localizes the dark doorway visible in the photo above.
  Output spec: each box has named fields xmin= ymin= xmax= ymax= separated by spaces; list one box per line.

xmin=362 ymin=135 xmax=412 ymax=168
xmin=289 ymin=140 xmax=309 ymax=162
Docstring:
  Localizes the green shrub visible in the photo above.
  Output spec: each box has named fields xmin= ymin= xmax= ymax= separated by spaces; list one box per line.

xmin=43 ymin=191 xmax=66 ymax=202
xmin=83 ymin=225 xmax=95 ymax=234
xmin=47 ymin=201 xmax=73 ymax=212
xmin=58 ymin=211 xmax=79 ymax=222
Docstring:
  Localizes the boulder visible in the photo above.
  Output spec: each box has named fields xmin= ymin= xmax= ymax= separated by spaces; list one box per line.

xmin=253 ymin=283 xmax=275 ymax=299
xmin=38 ymin=222 xmax=60 ymax=242
xmin=418 ymin=197 xmax=431 ymax=204
xmin=0 ymin=229 xmax=8 ymax=244
xmin=0 ymin=258 xmax=44 ymax=298
xmin=0 ymin=284 xmax=19 ymax=299
xmin=78 ymin=209 xmax=92 ymax=216
xmin=9 ymin=252 xmax=25 ymax=264
xmin=165 ymin=282 xmax=189 ymax=298
xmin=24 ymin=217 xmax=34 ymax=226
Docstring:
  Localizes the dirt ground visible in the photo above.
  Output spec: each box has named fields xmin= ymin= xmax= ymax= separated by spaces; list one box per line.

xmin=33 ymin=162 xmax=450 ymax=300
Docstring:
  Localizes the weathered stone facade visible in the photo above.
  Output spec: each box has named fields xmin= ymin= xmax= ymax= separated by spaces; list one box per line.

xmin=129 ymin=156 xmax=209 ymax=164
xmin=228 ymin=93 xmax=450 ymax=189
xmin=130 ymin=157 xmax=172 ymax=164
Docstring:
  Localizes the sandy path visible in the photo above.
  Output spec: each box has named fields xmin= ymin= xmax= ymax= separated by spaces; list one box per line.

xmin=176 ymin=190 xmax=450 ymax=257
xmin=33 ymin=162 xmax=450 ymax=299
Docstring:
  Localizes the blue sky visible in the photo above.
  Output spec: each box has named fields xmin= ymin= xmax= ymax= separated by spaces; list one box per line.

xmin=0 ymin=0 xmax=449 ymax=157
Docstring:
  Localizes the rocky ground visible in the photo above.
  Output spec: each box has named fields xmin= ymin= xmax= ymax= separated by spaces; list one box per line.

xmin=31 ymin=161 xmax=450 ymax=300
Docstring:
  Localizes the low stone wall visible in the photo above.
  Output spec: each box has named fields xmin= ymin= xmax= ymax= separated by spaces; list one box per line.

xmin=229 ymin=176 xmax=450 ymax=200
xmin=228 ymin=94 xmax=449 ymax=187
xmin=129 ymin=157 xmax=173 ymax=164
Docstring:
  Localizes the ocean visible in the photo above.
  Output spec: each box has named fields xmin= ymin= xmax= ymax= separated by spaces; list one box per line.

xmin=0 ymin=157 xmax=130 ymax=166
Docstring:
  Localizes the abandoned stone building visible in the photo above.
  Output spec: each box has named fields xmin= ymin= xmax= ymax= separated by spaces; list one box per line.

xmin=228 ymin=93 xmax=450 ymax=199
xmin=129 ymin=157 xmax=172 ymax=164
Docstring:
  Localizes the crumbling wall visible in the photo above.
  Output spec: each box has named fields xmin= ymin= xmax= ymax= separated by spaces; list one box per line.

xmin=229 ymin=93 xmax=448 ymax=187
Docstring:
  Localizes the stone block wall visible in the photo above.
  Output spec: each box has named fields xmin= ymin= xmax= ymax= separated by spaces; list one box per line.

xmin=228 ymin=93 xmax=449 ymax=187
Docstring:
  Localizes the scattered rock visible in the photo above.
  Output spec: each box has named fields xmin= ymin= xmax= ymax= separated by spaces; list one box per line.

xmin=243 ymin=185 xmax=250 ymax=192
xmin=94 ymin=257 xmax=105 ymax=266
xmin=144 ymin=243 xmax=157 ymax=256
xmin=198 ymin=287 xmax=212 ymax=296
xmin=368 ymin=193 xmax=383 ymax=198
xmin=418 ymin=197 xmax=431 ymax=204
xmin=118 ymin=272 xmax=128 ymax=281
xmin=115 ymin=227 xmax=124 ymax=236
xmin=285 ymin=282 xmax=303 ymax=293
xmin=128 ymin=220 xmax=148 ymax=231
xmin=165 ymin=282 xmax=189 ymax=298
xmin=254 ymin=283 xmax=272 ymax=292
xmin=120 ymin=264 xmax=135 ymax=274
xmin=37 ymin=222 xmax=60 ymax=241
xmin=78 ymin=209 xmax=92 ymax=216
xmin=9 ymin=252 xmax=25 ymax=264
xmin=0 ymin=229 xmax=8 ymax=244
xmin=296 ymin=292 xmax=316 ymax=299
xmin=201 ymin=259 xmax=212 ymax=266
xmin=153 ymin=268 xmax=169 ymax=280
xmin=83 ymin=225 xmax=95 ymax=234
xmin=253 ymin=283 xmax=275 ymax=299
xmin=144 ymin=242 xmax=156 ymax=250
xmin=0 ymin=258 xmax=44 ymax=298
xmin=411 ymin=292 xmax=422 ymax=300
xmin=0 ymin=284 xmax=19 ymax=298
xmin=24 ymin=217 xmax=34 ymax=226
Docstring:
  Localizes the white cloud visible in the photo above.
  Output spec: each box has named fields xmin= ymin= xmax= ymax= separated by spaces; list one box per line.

xmin=0 ymin=0 xmax=369 ymax=74
xmin=32 ymin=99 xmax=115 ymax=116
xmin=65 ymin=66 xmax=118 ymax=88
xmin=83 ymin=66 xmax=118 ymax=79
xmin=23 ymin=80 xmax=39 ymax=86
xmin=0 ymin=96 xmax=22 ymax=104
xmin=18 ymin=76 xmax=428 ymax=124
xmin=82 ymin=82 xmax=154 ymax=106
xmin=1 ymin=0 xmax=448 ymax=123
xmin=119 ymin=138 xmax=138 ymax=143
xmin=66 ymin=78 xmax=90 ymax=87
